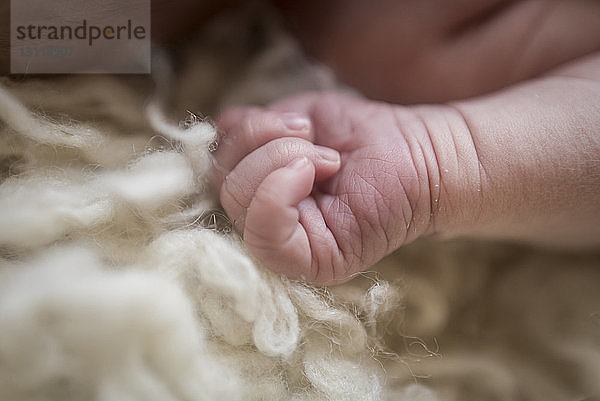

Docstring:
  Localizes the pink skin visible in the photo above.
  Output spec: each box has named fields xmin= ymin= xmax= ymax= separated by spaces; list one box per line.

xmin=212 ymin=55 xmax=600 ymax=286
xmin=211 ymin=1 xmax=600 ymax=285
xmin=212 ymin=96 xmax=429 ymax=284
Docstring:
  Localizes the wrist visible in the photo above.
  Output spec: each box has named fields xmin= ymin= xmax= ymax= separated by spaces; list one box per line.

xmin=393 ymin=104 xmax=489 ymax=242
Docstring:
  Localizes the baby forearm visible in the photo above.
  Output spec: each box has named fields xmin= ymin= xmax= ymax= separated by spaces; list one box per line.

xmin=421 ymin=53 xmax=600 ymax=246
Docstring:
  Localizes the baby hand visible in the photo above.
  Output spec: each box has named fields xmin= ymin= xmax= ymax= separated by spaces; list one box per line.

xmin=211 ymin=93 xmax=433 ymax=285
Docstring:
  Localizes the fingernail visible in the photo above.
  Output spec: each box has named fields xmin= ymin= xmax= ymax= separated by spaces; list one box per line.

xmin=315 ymin=145 xmax=340 ymax=163
xmin=281 ymin=113 xmax=311 ymax=132
xmin=287 ymin=157 xmax=309 ymax=170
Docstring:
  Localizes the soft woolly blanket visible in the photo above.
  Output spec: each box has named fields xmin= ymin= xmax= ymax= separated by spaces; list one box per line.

xmin=1 ymin=6 xmax=599 ymax=401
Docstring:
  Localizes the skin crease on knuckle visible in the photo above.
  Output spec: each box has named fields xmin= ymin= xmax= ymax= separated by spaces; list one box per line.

xmin=272 ymin=139 xmax=310 ymax=163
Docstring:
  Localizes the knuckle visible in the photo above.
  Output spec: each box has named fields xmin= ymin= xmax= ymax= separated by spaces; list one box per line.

xmin=239 ymin=110 xmax=286 ymax=148
xmin=265 ymin=137 xmax=312 ymax=164
xmin=216 ymin=107 xmax=248 ymax=132
xmin=280 ymin=138 xmax=307 ymax=157
xmin=240 ymin=113 xmax=260 ymax=143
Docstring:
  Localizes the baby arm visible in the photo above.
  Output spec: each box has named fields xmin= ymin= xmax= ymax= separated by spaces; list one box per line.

xmin=211 ymin=53 xmax=600 ymax=285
